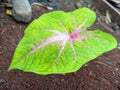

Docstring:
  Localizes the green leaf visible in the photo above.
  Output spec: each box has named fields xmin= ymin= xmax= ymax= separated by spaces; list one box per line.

xmin=9 ymin=7 xmax=117 ymax=75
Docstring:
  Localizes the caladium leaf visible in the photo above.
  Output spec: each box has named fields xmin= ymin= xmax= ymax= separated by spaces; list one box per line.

xmin=9 ymin=8 xmax=117 ymax=75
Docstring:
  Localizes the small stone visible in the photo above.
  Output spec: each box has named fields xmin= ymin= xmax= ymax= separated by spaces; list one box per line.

xmin=115 ymin=68 xmax=119 ymax=71
xmin=0 ymin=79 xmax=5 ymax=83
xmin=116 ymin=80 xmax=119 ymax=84
xmin=96 ymin=64 xmax=100 ymax=68
xmin=12 ymin=0 xmax=32 ymax=23
xmin=84 ymin=64 xmax=88 ymax=67
xmin=61 ymin=79 xmax=64 ymax=82
xmin=75 ymin=2 xmax=81 ymax=8
xmin=118 ymin=43 xmax=120 ymax=50
xmin=88 ymin=71 xmax=92 ymax=76
xmin=112 ymin=72 xmax=115 ymax=74
xmin=105 ymin=61 xmax=113 ymax=66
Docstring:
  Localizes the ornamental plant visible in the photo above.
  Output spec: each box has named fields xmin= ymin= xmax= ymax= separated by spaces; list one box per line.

xmin=9 ymin=8 xmax=117 ymax=75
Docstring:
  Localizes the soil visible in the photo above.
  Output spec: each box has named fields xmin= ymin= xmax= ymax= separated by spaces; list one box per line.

xmin=0 ymin=5 xmax=120 ymax=90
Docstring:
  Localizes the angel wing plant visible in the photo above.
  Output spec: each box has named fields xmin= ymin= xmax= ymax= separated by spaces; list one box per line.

xmin=9 ymin=7 xmax=117 ymax=75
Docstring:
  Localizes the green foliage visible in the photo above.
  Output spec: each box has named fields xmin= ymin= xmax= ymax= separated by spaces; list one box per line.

xmin=9 ymin=7 xmax=117 ymax=75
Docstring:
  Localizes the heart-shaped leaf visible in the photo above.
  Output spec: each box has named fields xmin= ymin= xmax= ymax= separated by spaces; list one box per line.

xmin=9 ymin=8 xmax=117 ymax=75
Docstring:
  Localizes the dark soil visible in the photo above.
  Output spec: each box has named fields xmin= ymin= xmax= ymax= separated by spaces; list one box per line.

xmin=0 ymin=5 xmax=120 ymax=90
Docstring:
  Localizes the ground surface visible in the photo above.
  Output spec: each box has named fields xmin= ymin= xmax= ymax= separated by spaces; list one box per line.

xmin=0 ymin=4 xmax=120 ymax=90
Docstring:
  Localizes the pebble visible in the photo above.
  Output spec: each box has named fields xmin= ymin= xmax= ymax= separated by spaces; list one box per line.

xmin=12 ymin=0 xmax=32 ymax=23
xmin=61 ymin=78 xmax=64 ymax=82
xmin=96 ymin=64 xmax=100 ymax=68
xmin=118 ymin=43 xmax=120 ymax=50
xmin=75 ymin=2 xmax=81 ymax=8
xmin=112 ymin=72 xmax=115 ymax=75
xmin=88 ymin=71 xmax=92 ymax=76
xmin=115 ymin=68 xmax=119 ymax=71
xmin=116 ymin=80 xmax=119 ymax=84
xmin=84 ymin=64 xmax=88 ymax=67
xmin=105 ymin=61 xmax=113 ymax=66
xmin=0 ymin=79 xmax=5 ymax=83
